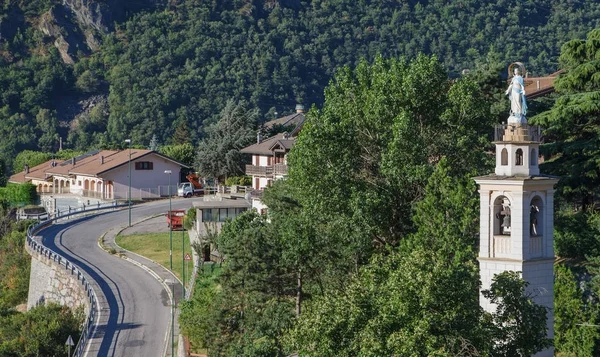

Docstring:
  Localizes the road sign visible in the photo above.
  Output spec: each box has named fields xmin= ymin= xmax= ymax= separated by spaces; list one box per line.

xmin=184 ymin=253 xmax=192 ymax=261
xmin=66 ymin=335 xmax=74 ymax=357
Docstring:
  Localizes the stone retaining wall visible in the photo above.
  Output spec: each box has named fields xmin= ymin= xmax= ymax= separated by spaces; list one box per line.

xmin=26 ymin=245 xmax=90 ymax=314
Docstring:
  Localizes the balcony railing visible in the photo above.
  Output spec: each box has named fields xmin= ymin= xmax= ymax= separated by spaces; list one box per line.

xmin=530 ymin=236 xmax=543 ymax=258
xmin=494 ymin=124 xmax=543 ymax=142
xmin=273 ymin=164 xmax=288 ymax=176
xmin=245 ymin=164 xmax=289 ymax=177
xmin=494 ymin=235 xmax=511 ymax=257
xmin=246 ymin=165 xmax=273 ymax=177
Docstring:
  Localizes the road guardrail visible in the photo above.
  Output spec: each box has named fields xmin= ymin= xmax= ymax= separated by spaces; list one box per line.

xmin=26 ymin=201 xmax=127 ymax=357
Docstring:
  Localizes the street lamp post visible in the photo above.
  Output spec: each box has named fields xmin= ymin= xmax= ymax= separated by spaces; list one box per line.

xmin=165 ymin=170 xmax=173 ymax=271
xmin=182 ymin=228 xmax=185 ymax=297
xmin=164 ymin=169 xmax=174 ymax=357
xmin=125 ymin=139 xmax=132 ymax=227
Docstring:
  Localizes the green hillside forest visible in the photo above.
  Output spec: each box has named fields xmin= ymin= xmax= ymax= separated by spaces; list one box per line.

xmin=1 ymin=0 xmax=600 ymax=171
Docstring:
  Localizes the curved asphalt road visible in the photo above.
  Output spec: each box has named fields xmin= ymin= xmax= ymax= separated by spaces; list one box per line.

xmin=39 ymin=198 xmax=200 ymax=357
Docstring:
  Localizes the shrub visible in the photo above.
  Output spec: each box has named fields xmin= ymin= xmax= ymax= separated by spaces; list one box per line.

xmin=225 ymin=176 xmax=251 ymax=186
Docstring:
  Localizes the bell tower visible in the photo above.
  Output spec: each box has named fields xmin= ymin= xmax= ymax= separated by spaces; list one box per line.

xmin=474 ymin=63 xmax=558 ymax=357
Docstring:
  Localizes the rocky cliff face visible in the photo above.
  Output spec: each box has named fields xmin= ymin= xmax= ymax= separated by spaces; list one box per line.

xmin=62 ymin=0 xmax=116 ymax=33
xmin=62 ymin=0 xmax=166 ymax=32
xmin=11 ymin=0 xmax=165 ymax=64
xmin=38 ymin=10 xmax=76 ymax=64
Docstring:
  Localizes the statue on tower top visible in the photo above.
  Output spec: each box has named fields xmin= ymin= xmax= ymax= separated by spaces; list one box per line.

xmin=505 ymin=62 xmax=528 ymax=125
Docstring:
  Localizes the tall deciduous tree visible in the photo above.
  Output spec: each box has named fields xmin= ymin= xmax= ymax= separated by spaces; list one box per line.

xmin=531 ymin=28 xmax=600 ymax=211
xmin=195 ymin=100 xmax=257 ymax=181
xmin=289 ymin=55 xmax=493 ymax=265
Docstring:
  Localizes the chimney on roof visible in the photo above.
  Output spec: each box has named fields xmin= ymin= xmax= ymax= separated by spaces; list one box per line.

xmin=257 ymin=131 xmax=263 ymax=144
xmin=24 ymin=164 xmax=29 ymax=174
xmin=100 ymin=156 xmax=104 ymax=165
xmin=295 ymin=104 xmax=305 ymax=113
xmin=73 ymin=157 xmax=76 ymax=166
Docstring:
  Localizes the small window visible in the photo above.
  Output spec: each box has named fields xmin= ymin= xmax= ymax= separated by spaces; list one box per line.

xmin=515 ymin=149 xmax=523 ymax=166
xmin=78 ymin=181 xmax=81 ymax=186
xmin=219 ymin=208 xmax=228 ymax=222
xmin=135 ymin=161 xmax=153 ymax=170
xmin=501 ymin=148 xmax=508 ymax=166
xmin=530 ymin=149 xmax=537 ymax=166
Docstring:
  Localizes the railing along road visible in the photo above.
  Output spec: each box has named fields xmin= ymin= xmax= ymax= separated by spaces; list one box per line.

xmin=26 ymin=201 xmax=127 ymax=357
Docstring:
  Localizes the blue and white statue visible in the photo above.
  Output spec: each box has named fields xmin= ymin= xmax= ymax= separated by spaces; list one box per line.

xmin=505 ymin=63 xmax=528 ymax=125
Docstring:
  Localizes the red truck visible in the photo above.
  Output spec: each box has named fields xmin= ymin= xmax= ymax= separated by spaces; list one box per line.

xmin=166 ymin=210 xmax=186 ymax=230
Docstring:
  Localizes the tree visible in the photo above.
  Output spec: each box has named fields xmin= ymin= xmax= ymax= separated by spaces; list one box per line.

xmin=195 ymin=100 xmax=257 ymax=180
xmin=172 ymin=121 xmax=192 ymax=145
xmin=160 ymin=143 xmax=195 ymax=168
xmin=554 ymin=265 xmax=600 ymax=356
xmin=35 ymin=109 xmax=59 ymax=152
xmin=0 ymin=303 xmax=83 ymax=356
xmin=482 ymin=271 xmax=553 ymax=356
xmin=206 ymin=210 xmax=295 ymax=357
xmin=12 ymin=151 xmax=50 ymax=174
xmin=148 ymin=134 xmax=160 ymax=151
xmin=0 ymin=159 xmax=7 ymax=187
xmin=261 ymin=180 xmax=322 ymax=317
xmin=288 ymin=55 xmax=493 ymax=267
xmin=530 ymin=28 xmax=600 ymax=211
xmin=0 ymin=226 xmax=30 ymax=309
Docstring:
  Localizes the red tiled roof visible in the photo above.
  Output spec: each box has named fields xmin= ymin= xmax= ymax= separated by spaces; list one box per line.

xmin=524 ymin=70 xmax=563 ymax=100
xmin=8 ymin=159 xmax=61 ymax=183
xmin=241 ymin=134 xmax=290 ymax=156
xmin=10 ymin=149 xmax=188 ymax=182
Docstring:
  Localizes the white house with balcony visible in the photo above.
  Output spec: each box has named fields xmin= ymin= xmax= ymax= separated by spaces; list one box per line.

xmin=240 ymin=107 xmax=305 ymax=212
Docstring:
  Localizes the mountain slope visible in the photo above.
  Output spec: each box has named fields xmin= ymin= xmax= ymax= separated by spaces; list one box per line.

xmin=1 ymin=0 xmax=600 ymax=170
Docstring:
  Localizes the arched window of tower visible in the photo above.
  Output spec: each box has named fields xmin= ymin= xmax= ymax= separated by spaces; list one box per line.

xmin=501 ymin=148 xmax=508 ymax=166
xmin=530 ymin=148 xmax=537 ymax=166
xmin=493 ymin=196 xmax=512 ymax=256
xmin=515 ymin=149 xmax=524 ymax=166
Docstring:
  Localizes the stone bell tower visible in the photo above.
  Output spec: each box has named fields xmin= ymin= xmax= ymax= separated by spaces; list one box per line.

xmin=474 ymin=63 xmax=558 ymax=357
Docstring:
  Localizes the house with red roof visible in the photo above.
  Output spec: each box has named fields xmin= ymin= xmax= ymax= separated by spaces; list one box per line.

xmin=9 ymin=149 xmax=187 ymax=200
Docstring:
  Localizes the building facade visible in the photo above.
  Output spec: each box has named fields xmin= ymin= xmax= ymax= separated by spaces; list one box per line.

xmin=240 ymin=107 xmax=305 ymax=211
xmin=9 ymin=149 xmax=186 ymax=200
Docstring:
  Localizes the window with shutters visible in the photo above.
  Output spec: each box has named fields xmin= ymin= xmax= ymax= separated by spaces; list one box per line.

xmin=135 ymin=161 xmax=153 ymax=170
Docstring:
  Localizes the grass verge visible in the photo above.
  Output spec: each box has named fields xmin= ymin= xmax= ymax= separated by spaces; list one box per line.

xmin=115 ymin=231 xmax=192 ymax=280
